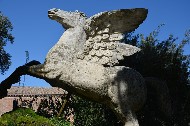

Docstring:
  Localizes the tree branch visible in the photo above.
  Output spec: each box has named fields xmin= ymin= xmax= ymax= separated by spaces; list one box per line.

xmin=0 ymin=60 xmax=41 ymax=99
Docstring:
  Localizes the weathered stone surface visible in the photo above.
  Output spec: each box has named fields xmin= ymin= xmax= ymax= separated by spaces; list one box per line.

xmin=43 ymin=8 xmax=148 ymax=126
xmin=5 ymin=8 xmax=148 ymax=126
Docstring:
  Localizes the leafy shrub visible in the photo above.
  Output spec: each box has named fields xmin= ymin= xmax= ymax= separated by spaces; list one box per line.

xmin=50 ymin=117 xmax=71 ymax=126
xmin=0 ymin=108 xmax=54 ymax=126
xmin=70 ymin=96 xmax=122 ymax=126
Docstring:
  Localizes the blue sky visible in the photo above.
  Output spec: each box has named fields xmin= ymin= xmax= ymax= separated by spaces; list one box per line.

xmin=0 ymin=0 xmax=190 ymax=87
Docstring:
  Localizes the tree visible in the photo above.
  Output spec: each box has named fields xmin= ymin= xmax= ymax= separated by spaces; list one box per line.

xmin=123 ymin=25 xmax=190 ymax=125
xmin=0 ymin=11 xmax=14 ymax=74
xmin=123 ymin=25 xmax=190 ymax=91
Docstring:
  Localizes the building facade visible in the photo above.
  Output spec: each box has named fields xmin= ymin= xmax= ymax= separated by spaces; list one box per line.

xmin=0 ymin=86 xmax=66 ymax=116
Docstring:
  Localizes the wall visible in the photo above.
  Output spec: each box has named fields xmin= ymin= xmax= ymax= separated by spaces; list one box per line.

xmin=0 ymin=86 xmax=66 ymax=116
xmin=0 ymin=97 xmax=15 ymax=116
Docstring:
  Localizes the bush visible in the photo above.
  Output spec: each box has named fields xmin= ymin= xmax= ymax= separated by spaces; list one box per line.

xmin=0 ymin=108 xmax=54 ymax=126
xmin=50 ymin=117 xmax=71 ymax=126
xmin=70 ymin=96 xmax=122 ymax=126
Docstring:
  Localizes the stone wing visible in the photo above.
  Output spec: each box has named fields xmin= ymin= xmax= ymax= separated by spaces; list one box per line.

xmin=77 ymin=36 xmax=141 ymax=66
xmin=86 ymin=8 xmax=148 ymax=35
xmin=77 ymin=8 xmax=147 ymax=66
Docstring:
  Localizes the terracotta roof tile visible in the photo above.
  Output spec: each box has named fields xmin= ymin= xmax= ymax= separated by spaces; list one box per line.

xmin=7 ymin=86 xmax=66 ymax=96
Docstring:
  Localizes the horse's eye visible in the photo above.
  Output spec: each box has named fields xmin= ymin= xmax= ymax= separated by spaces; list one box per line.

xmin=54 ymin=9 xmax=58 ymax=12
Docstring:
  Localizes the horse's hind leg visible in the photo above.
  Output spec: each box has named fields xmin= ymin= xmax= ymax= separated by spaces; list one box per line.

xmin=111 ymin=104 xmax=139 ymax=126
xmin=122 ymin=109 xmax=139 ymax=126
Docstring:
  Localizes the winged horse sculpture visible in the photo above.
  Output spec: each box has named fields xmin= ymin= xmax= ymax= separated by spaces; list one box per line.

xmin=0 ymin=8 xmax=148 ymax=126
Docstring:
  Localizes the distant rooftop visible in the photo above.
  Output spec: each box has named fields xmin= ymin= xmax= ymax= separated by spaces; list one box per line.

xmin=7 ymin=86 xmax=66 ymax=97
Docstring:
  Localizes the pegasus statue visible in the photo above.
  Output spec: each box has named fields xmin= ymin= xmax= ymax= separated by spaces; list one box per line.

xmin=0 ymin=8 xmax=148 ymax=126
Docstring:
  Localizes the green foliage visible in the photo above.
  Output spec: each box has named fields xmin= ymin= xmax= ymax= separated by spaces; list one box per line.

xmin=70 ymin=96 xmax=121 ymax=126
xmin=50 ymin=117 xmax=71 ymax=126
xmin=34 ymin=94 xmax=121 ymax=125
xmin=0 ymin=11 xmax=14 ymax=74
xmin=124 ymin=25 xmax=190 ymax=87
xmin=0 ymin=108 xmax=54 ymax=126
xmin=123 ymin=25 xmax=190 ymax=125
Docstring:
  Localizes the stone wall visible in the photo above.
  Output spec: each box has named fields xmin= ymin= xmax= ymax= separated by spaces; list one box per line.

xmin=0 ymin=97 xmax=14 ymax=116
xmin=0 ymin=86 xmax=66 ymax=116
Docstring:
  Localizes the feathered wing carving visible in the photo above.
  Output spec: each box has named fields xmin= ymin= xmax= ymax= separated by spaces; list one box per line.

xmin=77 ymin=8 xmax=148 ymax=66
